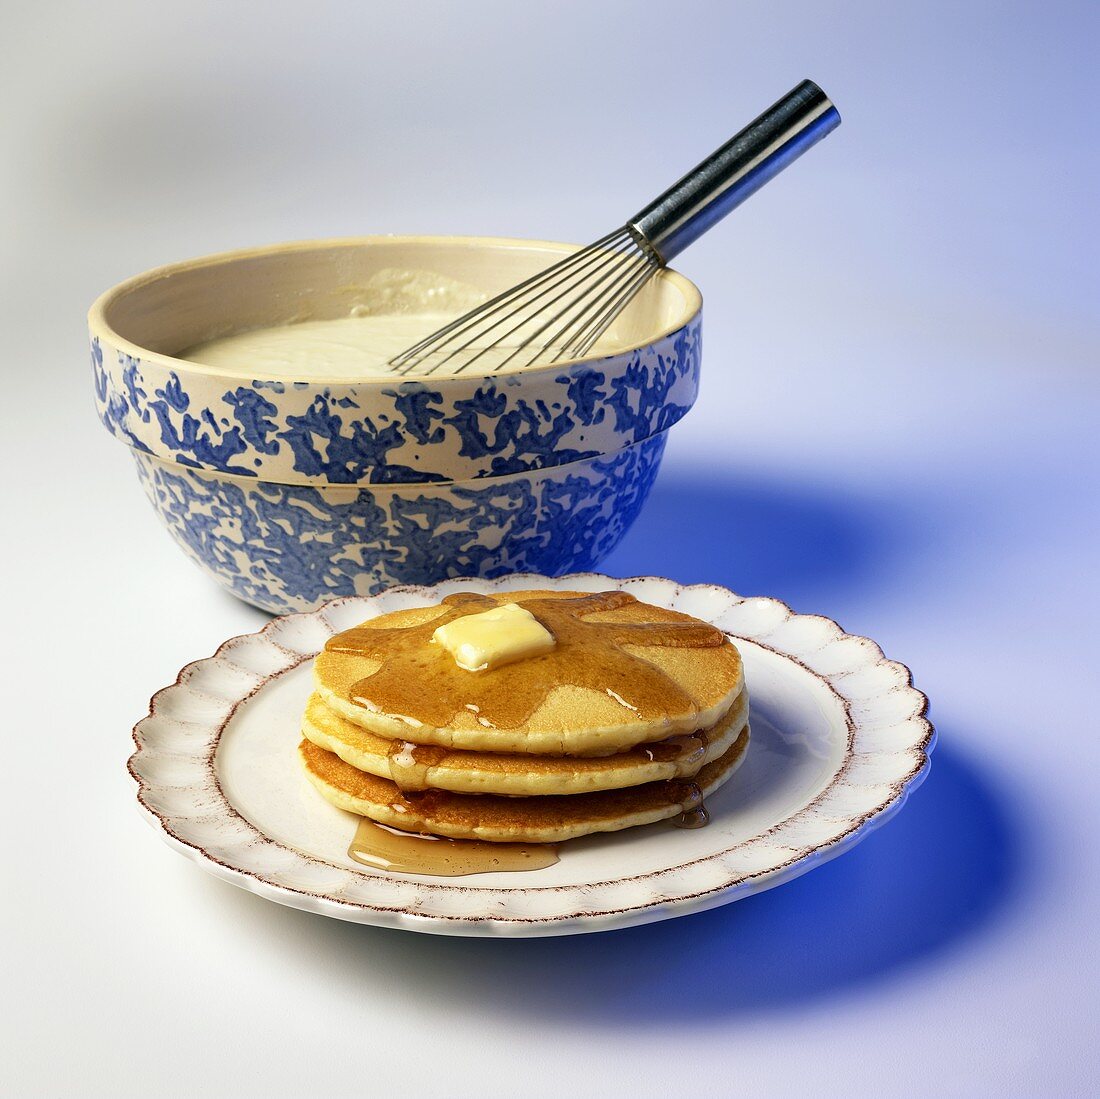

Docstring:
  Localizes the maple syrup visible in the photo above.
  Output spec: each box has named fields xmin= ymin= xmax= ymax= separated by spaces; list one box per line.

xmin=348 ymin=817 xmax=559 ymax=876
xmin=670 ymin=780 xmax=710 ymax=828
xmin=326 ymin=591 xmax=727 ymax=731
xmin=385 ymin=740 xmax=449 ymax=791
xmin=643 ymin=731 xmax=707 ymax=767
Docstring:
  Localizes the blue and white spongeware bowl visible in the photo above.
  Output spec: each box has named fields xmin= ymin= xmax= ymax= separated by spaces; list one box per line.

xmin=89 ymin=236 xmax=703 ymax=614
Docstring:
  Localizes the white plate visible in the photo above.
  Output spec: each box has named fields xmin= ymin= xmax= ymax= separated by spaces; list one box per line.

xmin=128 ymin=574 xmax=934 ymax=937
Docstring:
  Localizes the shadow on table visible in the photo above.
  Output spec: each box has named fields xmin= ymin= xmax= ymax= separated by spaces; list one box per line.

xmin=600 ymin=469 xmax=930 ymax=612
xmin=203 ymin=735 xmax=1021 ymax=1023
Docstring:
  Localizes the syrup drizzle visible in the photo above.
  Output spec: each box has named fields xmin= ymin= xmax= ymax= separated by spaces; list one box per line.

xmin=385 ymin=740 xmax=449 ymax=791
xmin=326 ymin=591 xmax=728 ymax=731
xmin=380 ymin=724 xmax=712 ymax=789
xmin=671 ymin=781 xmax=711 ymax=829
xmin=643 ymin=731 xmax=707 ymax=767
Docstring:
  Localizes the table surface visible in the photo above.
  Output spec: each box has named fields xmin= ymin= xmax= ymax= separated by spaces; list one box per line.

xmin=3 ymin=3 xmax=1097 ymax=1096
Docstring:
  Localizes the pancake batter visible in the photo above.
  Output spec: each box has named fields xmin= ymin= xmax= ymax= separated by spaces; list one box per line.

xmin=181 ymin=311 xmax=630 ymax=379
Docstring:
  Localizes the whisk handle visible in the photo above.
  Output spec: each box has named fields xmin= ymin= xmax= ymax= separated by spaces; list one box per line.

xmin=630 ymin=79 xmax=840 ymax=263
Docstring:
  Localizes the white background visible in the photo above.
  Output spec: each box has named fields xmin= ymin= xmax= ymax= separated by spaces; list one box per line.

xmin=2 ymin=2 xmax=1097 ymax=1096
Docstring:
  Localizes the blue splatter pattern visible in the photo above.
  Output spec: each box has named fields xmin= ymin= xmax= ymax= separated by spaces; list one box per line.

xmin=91 ymin=319 xmax=699 ymax=485
xmin=132 ymin=434 xmax=666 ymax=613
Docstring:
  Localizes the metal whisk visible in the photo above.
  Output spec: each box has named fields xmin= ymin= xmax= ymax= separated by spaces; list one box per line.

xmin=391 ymin=79 xmax=840 ymax=377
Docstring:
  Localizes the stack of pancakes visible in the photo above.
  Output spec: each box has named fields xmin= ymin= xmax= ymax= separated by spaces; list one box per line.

xmin=299 ymin=590 xmax=749 ymax=844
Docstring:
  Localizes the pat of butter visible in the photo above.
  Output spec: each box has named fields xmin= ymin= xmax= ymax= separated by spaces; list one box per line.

xmin=431 ymin=603 xmax=555 ymax=672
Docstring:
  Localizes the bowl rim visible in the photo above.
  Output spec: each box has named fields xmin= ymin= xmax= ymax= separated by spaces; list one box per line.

xmin=88 ymin=234 xmax=704 ymax=386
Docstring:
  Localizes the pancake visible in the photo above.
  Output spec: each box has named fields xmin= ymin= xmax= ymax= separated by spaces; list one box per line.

xmin=314 ymin=589 xmax=744 ymax=755
xmin=299 ymin=727 xmax=750 ymax=844
xmin=301 ymin=686 xmax=749 ymax=796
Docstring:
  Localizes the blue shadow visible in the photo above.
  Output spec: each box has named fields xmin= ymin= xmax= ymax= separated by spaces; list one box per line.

xmin=599 ymin=470 xmax=922 ymax=611
xmin=199 ymin=736 xmax=1022 ymax=1022
xmin=453 ymin=736 xmax=1024 ymax=1021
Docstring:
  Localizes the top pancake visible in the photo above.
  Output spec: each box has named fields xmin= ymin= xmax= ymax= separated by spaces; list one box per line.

xmin=314 ymin=589 xmax=743 ymax=755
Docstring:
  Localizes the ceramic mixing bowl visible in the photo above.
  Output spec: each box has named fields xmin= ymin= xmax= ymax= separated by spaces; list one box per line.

xmin=89 ymin=236 xmax=702 ymax=613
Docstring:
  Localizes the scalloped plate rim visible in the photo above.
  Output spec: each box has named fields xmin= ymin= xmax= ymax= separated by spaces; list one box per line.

xmin=127 ymin=572 xmax=935 ymax=937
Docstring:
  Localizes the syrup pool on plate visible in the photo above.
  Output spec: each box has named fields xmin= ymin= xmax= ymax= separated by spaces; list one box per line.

xmin=348 ymin=818 xmax=560 ymax=876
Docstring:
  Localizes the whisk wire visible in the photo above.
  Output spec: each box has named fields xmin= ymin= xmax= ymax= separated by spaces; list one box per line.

xmin=392 ymin=229 xmax=633 ymax=375
xmin=387 ymin=237 xmax=607 ymax=372
xmin=484 ymin=237 xmax=653 ymax=374
xmin=562 ymin=256 xmax=657 ymax=360
xmin=533 ymin=252 xmax=652 ymax=367
xmin=443 ymin=232 xmax=641 ymax=376
xmin=550 ymin=227 xmax=661 ymax=361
